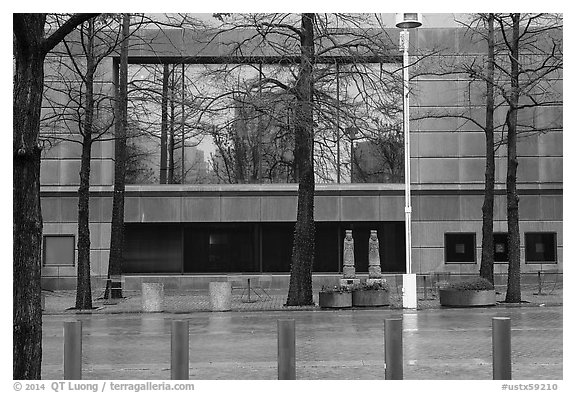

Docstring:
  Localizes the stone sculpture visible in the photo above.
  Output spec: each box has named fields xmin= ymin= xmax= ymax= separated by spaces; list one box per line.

xmin=342 ymin=230 xmax=356 ymax=278
xmin=368 ymin=230 xmax=382 ymax=279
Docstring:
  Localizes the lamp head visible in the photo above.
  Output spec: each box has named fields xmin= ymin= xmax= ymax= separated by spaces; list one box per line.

xmin=395 ymin=13 xmax=422 ymax=29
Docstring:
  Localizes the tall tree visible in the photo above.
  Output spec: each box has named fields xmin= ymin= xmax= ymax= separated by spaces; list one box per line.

xmin=74 ymin=18 xmax=97 ymax=309
xmin=46 ymin=16 xmax=123 ymax=309
xmin=414 ymin=13 xmax=562 ymax=291
xmin=286 ymin=13 xmax=316 ymax=305
xmin=106 ymin=13 xmax=130 ymax=299
xmin=13 ymin=13 xmax=98 ymax=379
xmin=480 ymin=13 xmax=496 ymax=284
xmin=159 ymin=63 xmax=169 ymax=184
xmin=198 ymin=13 xmax=404 ymax=304
xmin=503 ymin=13 xmax=522 ymax=302
xmin=492 ymin=13 xmax=562 ymax=302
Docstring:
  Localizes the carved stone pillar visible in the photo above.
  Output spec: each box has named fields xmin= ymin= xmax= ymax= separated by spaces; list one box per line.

xmin=342 ymin=230 xmax=356 ymax=278
xmin=368 ymin=230 xmax=382 ymax=278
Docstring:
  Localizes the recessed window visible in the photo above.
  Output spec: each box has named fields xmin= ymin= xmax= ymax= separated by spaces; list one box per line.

xmin=445 ymin=233 xmax=476 ymax=263
xmin=525 ymin=232 xmax=557 ymax=263
xmin=43 ymin=235 xmax=75 ymax=266
xmin=494 ymin=233 xmax=509 ymax=263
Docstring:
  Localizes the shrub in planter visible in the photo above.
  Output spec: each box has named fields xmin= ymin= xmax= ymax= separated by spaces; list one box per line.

xmin=319 ymin=285 xmax=352 ymax=308
xmin=352 ymin=281 xmax=390 ymax=307
xmin=439 ymin=277 xmax=496 ymax=307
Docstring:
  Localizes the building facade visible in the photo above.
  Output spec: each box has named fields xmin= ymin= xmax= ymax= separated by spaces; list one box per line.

xmin=39 ymin=21 xmax=563 ymax=289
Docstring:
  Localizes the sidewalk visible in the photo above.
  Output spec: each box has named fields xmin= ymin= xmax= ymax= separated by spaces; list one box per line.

xmin=42 ymin=280 xmax=562 ymax=314
xmin=41 ymin=305 xmax=563 ymax=380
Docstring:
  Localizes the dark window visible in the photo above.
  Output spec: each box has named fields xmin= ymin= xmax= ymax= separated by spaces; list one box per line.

xmin=445 ymin=233 xmax=476 ymax=263
xmin=124 ymin=224 xmax=183 ymax=273
xmin=43 ymin=235 xmax=75 ymax=266
xmin=183 ymin=224 xmax=257 ymax=273
xmin=261 ymin=223 xmax=293 ymax=273
xmin=525 ymin=232 xmax=557 ymax=263
xmin=494 ymin=233 xmax=509 ymax=263
xmin=122 ymin=221 xmax=406 ymax=274
xmin=314 ymin=224 xmax=339 ymax=272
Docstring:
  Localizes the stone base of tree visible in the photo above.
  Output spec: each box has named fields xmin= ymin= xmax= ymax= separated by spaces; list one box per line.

xmin=318 ymin=292 xmax=352 ymax=308
xmin=352 ymin=290 xmax=390 ymax=307
xmin=439 ymin=289 xmax=496 ymax=307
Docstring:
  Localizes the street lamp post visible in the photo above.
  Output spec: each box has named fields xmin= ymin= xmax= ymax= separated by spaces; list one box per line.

xmin=396 ymin=13 xmax=421 ymax=309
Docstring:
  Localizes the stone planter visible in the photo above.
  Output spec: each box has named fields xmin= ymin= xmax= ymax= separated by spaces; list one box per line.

xmin=209 ymin=282 xmax=232 ymax=311
xmin=142 ymin=283 xmax=164 ymax=312
xmin=318 ymin=291 xmax=352 ymax=308
xmin=352 ymin=289 xmax=390 ymax=307
xmin=439 ymin=289 xmax=496 ymax=307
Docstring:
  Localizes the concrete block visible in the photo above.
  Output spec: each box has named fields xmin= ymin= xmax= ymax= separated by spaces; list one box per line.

xmin=221 ymin=197 xmax=260 ymax=221
xmin=209 ymin=282 xmax=231 ymax=311
xmin=262 ymin=197 xmax=297 ymax=221
xmin=141 ymin=197 xmax=181 ymax=222
xmin=182 ymin=197 xmax=221 ymax=222
xmin=314 ymin=196 xmax=339 ymax=221
xmin=142 ymin=283 xmax=164 ymax=312
xmin=341 ymin=196 xmax=378 ymax=221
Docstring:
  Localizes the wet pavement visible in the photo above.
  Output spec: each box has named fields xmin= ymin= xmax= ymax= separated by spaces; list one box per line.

xmin=41 ymin=306 xmax=563 ymax=380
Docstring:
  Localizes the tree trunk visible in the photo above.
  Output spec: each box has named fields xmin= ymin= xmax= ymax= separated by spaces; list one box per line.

xmin=480 ymin=13 xmax=496 ymax=285
xmin=286 ymin=13 xmax=315 ymax=306
xmin=160 ymin=63 xmax=169 ymax=184
xmin=13 ymin=20 xmax=45 ymax=376
xmin=75 ymin=20 xmax=95 ymax=310
xmin=505 ymin=14 xmax=522 ymax=303
xmin=106 ymin=13 xmax=130 ymax=299
xmin=168 ymin=67 xmax=175 ymax=184
xmin=13 ymin=12 xmax=98 ymax=379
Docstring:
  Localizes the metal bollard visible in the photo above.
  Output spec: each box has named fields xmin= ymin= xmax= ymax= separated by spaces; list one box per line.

xmin=277 ymin=319 xmax=296 ymax=380
xmin=384 ymin=318 xmax=403 ymax=380
xmin=64 ymin=321 xmax=82 ymax=380
xmin=171 ymin=320 xmax=190 ymax=380
xmin=492 ymin=317 xmax=512 ymax=380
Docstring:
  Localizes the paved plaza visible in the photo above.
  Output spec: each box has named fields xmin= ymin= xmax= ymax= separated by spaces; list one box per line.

xmin=41 ymin=301 xmax=562 ymax=380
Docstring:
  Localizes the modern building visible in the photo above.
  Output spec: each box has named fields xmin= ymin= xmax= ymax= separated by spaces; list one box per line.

xmin=39 ymin=16 xmax=562 ymax=290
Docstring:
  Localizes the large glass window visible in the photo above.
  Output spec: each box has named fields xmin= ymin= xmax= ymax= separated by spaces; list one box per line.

xmin=525 ymin=232 xmax=557 ymax=263
xmin=43 ymin=235 xmax=75 ymax=266
xmin=123 ymin=221 xmax=404 ymax=274
xmin=445 ymin=233 xmax=476 ymax=263
xmin=124 ymin=61 xmax=403 ymax=186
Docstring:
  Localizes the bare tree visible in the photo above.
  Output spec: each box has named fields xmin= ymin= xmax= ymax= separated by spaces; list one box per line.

xmin=413 ymin=14 xmax=562 ymax=294
xmin=480 ymin=13 xmax=496 ymax=284
xmin=43 ymin=14 xmax=126 ymax=309
xmin=13 ymin=12 xmax=98 ymax=379
xmin=106 ymin=13 xmax=131 ymax=299
xmin=494 ymin=13 xmax=562 ymax=302
xmin=196 ymin=13 xmax=406 ymax=305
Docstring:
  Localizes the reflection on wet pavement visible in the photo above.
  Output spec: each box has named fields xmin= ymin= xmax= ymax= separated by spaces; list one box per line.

xmin=42 ymin=307 xmax=562 ymax=380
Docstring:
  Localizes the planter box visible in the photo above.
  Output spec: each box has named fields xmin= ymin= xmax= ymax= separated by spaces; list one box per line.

xmin=319 ymin=291 xmax=352 ymax=308
xmin=439 ymin=289 xmax=496 ymax=307
xmin=352 ymin=290 xmax=390 ymax=307
xmin=209 ymin=282 xmax=232 ymax=311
